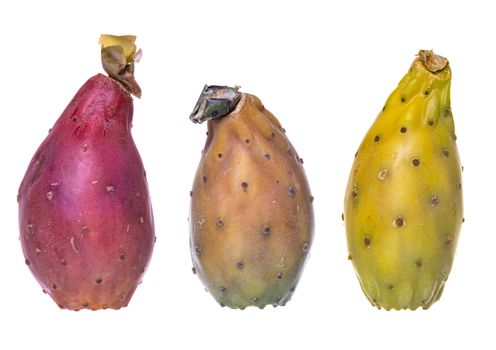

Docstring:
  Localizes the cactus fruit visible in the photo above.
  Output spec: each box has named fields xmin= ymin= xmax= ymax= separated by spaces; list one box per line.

xmin=344 ymin=50 xmax=463 ymax=310
xmin=18 ymin=35 xmax=154 ymax=310
xmin=189 ymin=85 xmax=314 ymax=309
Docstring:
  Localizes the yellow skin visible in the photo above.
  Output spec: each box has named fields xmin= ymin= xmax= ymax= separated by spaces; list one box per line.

xmin=190 ymin=93 xmax=314 ymax=309
xmin=344 ymin=51 xmax=463 ymax=310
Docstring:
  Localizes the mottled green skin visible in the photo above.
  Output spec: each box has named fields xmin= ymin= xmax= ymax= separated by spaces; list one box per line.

xmin=344 ymin=53 xmax=463 ymax=310
xmin=190 ymin=93 xmax=314 ymax=309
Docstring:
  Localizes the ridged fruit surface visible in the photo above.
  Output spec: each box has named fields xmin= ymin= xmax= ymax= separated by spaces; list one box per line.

xmin=189 ymin=86 xmax=314 ymax=309
xmin=344 ymin=51 xmax=463 ymax=310
xmin=18 ymin=36 xmax=154 ymax=310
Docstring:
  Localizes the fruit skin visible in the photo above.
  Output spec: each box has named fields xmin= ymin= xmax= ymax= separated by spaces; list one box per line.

xmin=344 ymin=51 xmax=463 ymax=310
xmin=190 ymin=88 xmax=314 ymax=309
xmin=18 ymin=74 xmax=154 ymax=310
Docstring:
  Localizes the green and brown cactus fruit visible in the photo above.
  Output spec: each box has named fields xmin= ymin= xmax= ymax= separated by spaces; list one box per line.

xmin=189 ymin=86 xmax=314 ymax=309
xmin=344 ymin=50 xmax=463 ymax=310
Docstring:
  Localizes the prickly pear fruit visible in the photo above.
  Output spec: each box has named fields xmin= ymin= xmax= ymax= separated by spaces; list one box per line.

xmin=189 ymin=85 xmax=314 ymax=309
xmin=344 ymin=50 xmax=463 ymax=310
xmin=18 ymin=35 xmax=154 ymax=310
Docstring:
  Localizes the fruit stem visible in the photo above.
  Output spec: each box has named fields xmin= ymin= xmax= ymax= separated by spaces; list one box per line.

xmin=190 ymin=85 xmax=242 ymax=124
xmin=99 ymin=34 xmax=142 ymax=98
xmin=418 ymin=50 xmax=449 ymax=73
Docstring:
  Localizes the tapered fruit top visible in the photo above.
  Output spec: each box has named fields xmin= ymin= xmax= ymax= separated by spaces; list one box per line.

xmin=344 ymin=50 xmax=463 ymax=310
xmin=18 ymin=35 xmax=154 ymax=310
xmin=189 ymin=85 xmax=314 ymax=309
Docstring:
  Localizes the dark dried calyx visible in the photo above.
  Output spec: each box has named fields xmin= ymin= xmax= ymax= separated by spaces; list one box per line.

xmin=190 ymin=85 xmax=242 ymax=124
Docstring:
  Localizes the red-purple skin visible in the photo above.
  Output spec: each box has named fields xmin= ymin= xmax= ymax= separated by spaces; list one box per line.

xmin=18 ymin=74 xmax=155 ymax=310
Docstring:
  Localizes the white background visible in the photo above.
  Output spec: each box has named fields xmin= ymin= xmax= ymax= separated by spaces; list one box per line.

xmin=1 ymin=0 xmax=493 ymax=349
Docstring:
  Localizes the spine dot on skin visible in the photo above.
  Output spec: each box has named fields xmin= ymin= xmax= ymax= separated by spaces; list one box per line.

xmin=288 ymin=187 xmax=296 ymax=197
xmin=241 ymin=182 xmax=249 ymax=192
xmin=263 ymin=226 xmax=271 ymax=236
xmin=445 ymin=235 xmax=453 ymax=247
xmin=394 ymin=217 xmax=405 ymax=227
xmin=431 ymin=194 xmax=440 ymax=206
xmin=378 ymin=169 xmax=388 ymax=180
xmin=412 ymin=158 xmax=420 ymax=167
xmin=364 ymin=237 xmax=371 ymax=246
xmin=351 ymin=188 xmax=358 ymax=200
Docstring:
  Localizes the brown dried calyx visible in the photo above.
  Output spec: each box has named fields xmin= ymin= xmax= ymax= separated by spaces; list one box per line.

xmin=418 ymin=50 xmax=449 ymax=73
xmin=99 ymin=34 xmax=142 ymax=98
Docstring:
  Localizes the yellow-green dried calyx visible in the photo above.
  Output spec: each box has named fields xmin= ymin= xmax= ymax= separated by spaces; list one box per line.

xmin=99 ymin=34 xmax=142 ymax=98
